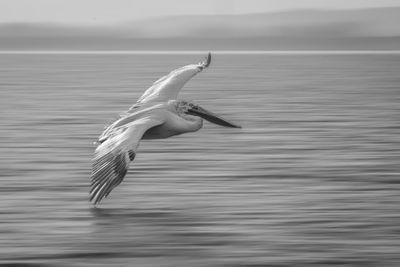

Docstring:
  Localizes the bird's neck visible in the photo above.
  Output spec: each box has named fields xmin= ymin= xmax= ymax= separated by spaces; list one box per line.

xmin=183 ymin=115 xmax=203 ymax=132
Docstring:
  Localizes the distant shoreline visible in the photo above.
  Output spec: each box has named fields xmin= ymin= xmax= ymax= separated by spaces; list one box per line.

xmin=1 ymin=50 xmax=400 ymax=55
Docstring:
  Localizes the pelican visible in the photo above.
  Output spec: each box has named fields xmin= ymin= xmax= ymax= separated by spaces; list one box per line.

xmin=90 ymin=53 xmax=240 ymax=204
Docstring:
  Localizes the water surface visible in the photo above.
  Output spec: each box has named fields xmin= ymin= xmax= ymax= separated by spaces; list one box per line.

xmin=0 ymin=53 xmax=399 ymax=266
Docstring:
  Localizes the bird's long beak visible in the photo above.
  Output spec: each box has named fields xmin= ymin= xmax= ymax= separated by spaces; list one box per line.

xmin=186 ymin=105 xmax=241 ymax=128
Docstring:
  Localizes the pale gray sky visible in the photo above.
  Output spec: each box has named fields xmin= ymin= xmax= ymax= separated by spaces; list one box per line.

xmin=1 ymin=0 xmax=400 ymax=24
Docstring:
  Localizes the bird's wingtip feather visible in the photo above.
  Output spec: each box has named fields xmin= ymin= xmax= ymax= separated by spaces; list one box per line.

xmin=198 ymin=52 xmax=211 ymax=70
xmin=205 ymin=52 xmax=211 ymax=68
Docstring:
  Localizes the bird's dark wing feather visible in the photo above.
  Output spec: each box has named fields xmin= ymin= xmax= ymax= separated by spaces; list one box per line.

xmin=90 ymin=116 xmax=164 ymax=204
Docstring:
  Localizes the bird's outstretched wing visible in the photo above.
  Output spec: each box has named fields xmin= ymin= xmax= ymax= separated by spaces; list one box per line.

xmin=90 ymin=115 xmax=164 ymax=204
xmin=137 ymin=53 xmax=211 ymax=104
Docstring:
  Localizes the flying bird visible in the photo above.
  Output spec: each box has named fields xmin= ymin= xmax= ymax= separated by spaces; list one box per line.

xmin=90 ymin=53 xmax=240 ymax=204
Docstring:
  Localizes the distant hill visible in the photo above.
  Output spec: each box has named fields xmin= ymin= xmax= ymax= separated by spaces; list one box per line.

xmin=124 ymin=7 xmax=400 ymax=38
xmin=1 ymin=7 xmax=400 ymax=50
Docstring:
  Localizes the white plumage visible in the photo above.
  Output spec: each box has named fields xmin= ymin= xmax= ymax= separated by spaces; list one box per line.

xmin=90 ymin=53 xmax=240 ymax=204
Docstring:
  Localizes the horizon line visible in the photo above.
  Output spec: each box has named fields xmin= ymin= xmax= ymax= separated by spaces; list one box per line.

xmin=1 ymin=50 xmax=400 ymax=55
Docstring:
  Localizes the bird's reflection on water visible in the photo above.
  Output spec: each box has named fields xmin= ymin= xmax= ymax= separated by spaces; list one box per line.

xmin=90 ymin=206 xmax=238 ymax=247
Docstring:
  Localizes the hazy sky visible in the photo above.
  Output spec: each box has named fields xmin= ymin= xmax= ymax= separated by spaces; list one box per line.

xmin=1 ymin=0 xmax=400 ymax=24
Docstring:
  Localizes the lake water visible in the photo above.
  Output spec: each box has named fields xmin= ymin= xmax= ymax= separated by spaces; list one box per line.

xmin=0 ymin=52 xmax=399 ymax=266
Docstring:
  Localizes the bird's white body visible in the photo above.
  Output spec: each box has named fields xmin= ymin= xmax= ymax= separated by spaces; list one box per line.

xmin=141 ymin=103 xmax=203 ymax=139
xmin=90 ymin=53 xmax=239 ymax=204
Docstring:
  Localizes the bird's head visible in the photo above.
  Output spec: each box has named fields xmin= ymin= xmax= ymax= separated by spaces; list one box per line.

xmin=174 ymin=100 xmax=241 ymax=128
